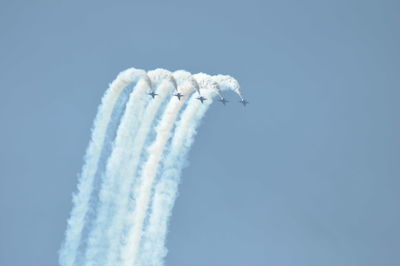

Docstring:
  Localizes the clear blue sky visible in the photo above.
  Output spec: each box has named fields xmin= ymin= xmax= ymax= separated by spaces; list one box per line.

xmin=0 ymin=1 xmax=399 ymax=265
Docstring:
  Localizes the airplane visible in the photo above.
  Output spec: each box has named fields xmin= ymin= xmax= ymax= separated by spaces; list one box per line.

xmin=174 ymin=92 xmax=184 ymax=100
xmin=148 ymin=91 xmax=158 ymax=98
xmin=218 ymin=97 xmax=229 ymax=105
xmin=197 ymin=96 xmax=207 ymax=104
xmin=239 ymin=98 xmax=249 ymax=106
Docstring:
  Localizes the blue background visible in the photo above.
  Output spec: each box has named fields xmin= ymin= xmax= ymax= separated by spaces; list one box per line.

xmin=0 ymin=0 xmax=399 ymax=265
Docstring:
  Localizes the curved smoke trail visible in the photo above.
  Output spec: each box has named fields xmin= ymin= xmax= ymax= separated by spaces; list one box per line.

xmin=118 ymin=74 xmax=199 ymax=266
xmin=84 ymin=73 xmax=154 ymax=266
xmin=103 ymin=69 xmax=181 ymax=266
xmin=213 ymin=74 xmax=242 ymax=97
xmin=59 ymin=68 xmax=243 ymax=266
xmin=59 ymin=68 xmax=145 ymax=266
xmin=136 ymin=74 xmax=241 ymax=266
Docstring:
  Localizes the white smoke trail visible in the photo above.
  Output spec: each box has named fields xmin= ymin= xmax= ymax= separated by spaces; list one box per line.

xmin=189 ymin=76 xmax=201 ymax=95
xmin=118 ymin=75 xmax=197 ymax=266
xmin=213 ymin=74 xmax=243 ymax=99
xmin=84 ymin=73 xmax=153 ymax=266
xmin=137 ymin=73 xmax=242 ymax=266
xmin=102 ymin=69 xmax=183 ymax=266
xmin=135 ymin=75 xmax=217 ymax=266
xmin=60 ymin=68 xmax=243 ymax=266
xmin=59 ymin=68 xmax=145 ymax=266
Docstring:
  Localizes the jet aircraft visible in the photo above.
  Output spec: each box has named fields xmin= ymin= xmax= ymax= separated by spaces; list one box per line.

xmin=197 ymin=96 xmax=207 ymax=104
xmin=218 ymin=97 xmax=228 ymax=105
xmin=239 ymin=98 xmax=249 ymax=106
xmin=148 ymin=91 xmax=158 ymax=98
xmin=174 ymin=92 xmax=184 ymax=100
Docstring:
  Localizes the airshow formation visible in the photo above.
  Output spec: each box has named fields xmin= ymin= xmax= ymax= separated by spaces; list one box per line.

xmin=59 ymin=68 xmax=247 ymax=266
